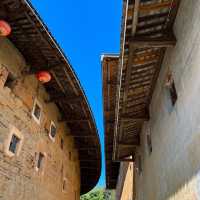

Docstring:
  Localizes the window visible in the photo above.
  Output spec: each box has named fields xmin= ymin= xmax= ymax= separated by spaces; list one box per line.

xmin=4 ymin=126 xmax=23 ymax=157
xmin=9 ymin=135 xmax=20 ymax=154
xmin=165 ymin=71 xmax=177 ymax=106
xmin=32 ymin=99 xmax=42 ymax=124
xmin=169 ymin=81 xmax=177 ymax=106
xmin=37 ymin=153 xmax=44 ymax=169
xmin=136 ymin=155 xmax=142 ymax=175
xmin=147 ymin=134 xmax=152 ymax=155
xmin=61 ymin=138 xmax=64 ymax=150
xmin=4 ymin=73 xmax=14 ymax=89
xmin=62 ymin=178 xmax=67 ymax=192
xmin=49 ymin=121 xmax=57 ymax=141
xmin=36 ymin=152 xmax=45 ymax=171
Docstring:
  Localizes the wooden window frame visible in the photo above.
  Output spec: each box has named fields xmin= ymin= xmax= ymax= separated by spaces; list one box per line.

xmin=49 ymin=121 xmax=57 ymax=141
xmin=62 ymin=177 xmax=68 ymax=193
xmin=165 ymin=71 xmax=178 ymax=106
xmin=4 ymin=126 xmax=24 ymax=157
xmin=32 ymin=98 xmax=42 ymax=124
xmin=35 ymin=152 xmax=46 ymax=173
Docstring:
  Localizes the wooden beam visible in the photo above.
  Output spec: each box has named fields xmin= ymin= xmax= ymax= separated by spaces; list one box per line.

xmin=128 ymin=1 xmax=172 ymax=17
xmin=120 ymin=115 xmax=149 ymax=122
xmin=137 ymin=20 xmax=165 ymax=31
xmin=63 ymin=119 xmax=89 ymax=123
xmin=46 ymin=95 xmax=81 ymax=103
xmin=138 ymin=12 xmax=169 ymax=23
xmin=118 ymin=143 xmax=137 ymax=148
xmin=80 ymin=166 xmax=99 ymax=169
xmin=72 ymin=135 xmax=95 ymax=138
xmin=78 ymin=147 xmax=97 ymax=150
xmin=80 ymin=159 xmax=99 ymax=162
xmin=139 ymin=1 xmax=172 ymax=12
xmin=26 ymin=63 xmax=62 ymax=74
xmin=131 ymin=33 xmax=177 ymax=48
xmin=121 ymin=0 xmax=140 ymax=117
xmin=120 ymin=108 xmax=149 ymax=120
xmin=131 ymin=0 xmax=140 ymax=35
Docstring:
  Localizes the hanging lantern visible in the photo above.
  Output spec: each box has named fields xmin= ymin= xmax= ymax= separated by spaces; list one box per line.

xmin=0 ymin=20 xmax=11 ymax=36
xmin=36 ymin=71 xmax=51 ymax=83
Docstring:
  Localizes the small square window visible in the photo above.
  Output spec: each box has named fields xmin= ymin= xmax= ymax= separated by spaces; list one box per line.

xmin=49 ymin=121 xmax=57 ymax=141
xmin=37 ymin=153 xmax=44 ymax=169
xmin=4 ymin=126 xmax=23 ymax=157
xmin=62 ymin=178 xmax=67 ymax=192
xmin=4 ymin=73 xmax=15 ymax=89
xmin=61 ymin=138 xmax=64 ymax=150
xmin=36 ymin=152 xmax=45 ymax=172
xmin=169 ymin=81 xmax=177 ymax=106
xmin=136 ymin=155 xmax=142 ymax=175
xmin=147 ymin=134 xmax=152 ymax=155
xmin=9 ymin=134 xmax=20 ymax=154
xmin=32 ymin=99 xmax=42 ymax=124
xmin=165 ymin=71 xmax=177 ymax=106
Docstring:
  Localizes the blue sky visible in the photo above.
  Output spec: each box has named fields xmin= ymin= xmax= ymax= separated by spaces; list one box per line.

xmin=30 ymin=0 xmax=122 ymax=187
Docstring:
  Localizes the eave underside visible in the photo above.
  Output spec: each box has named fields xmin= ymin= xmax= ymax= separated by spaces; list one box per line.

xmin=102 ymin=56 xmax=120 ymax=189
xmin=113 ymin=0 xmax=181 ymax=161
xmin=0 ymin=0 xmax=101 ymax=194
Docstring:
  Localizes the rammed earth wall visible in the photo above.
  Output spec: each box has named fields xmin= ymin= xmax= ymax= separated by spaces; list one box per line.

xmin=134 ymin=0 xmax=200 ymax=199
xmin=0 ymin=37 xmax=80 ymax=200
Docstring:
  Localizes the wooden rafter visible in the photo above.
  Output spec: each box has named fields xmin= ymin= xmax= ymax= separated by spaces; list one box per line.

xmin=0 ymin=0 xmax=101 ymax=194
xmin=131 ymin=32 xmax=177 ymax=48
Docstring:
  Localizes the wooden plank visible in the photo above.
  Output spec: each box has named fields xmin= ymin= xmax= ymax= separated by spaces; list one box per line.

xmin=120 ymin=116 xmax=148 ymax=121
xmin=147 ymin=48 xmax=166 ymax=105
xmin=118 ymin=143 xmax=138 ymax=148
xmin=129 ymin=77 xmax=152 ymax=87
xmin=133 ymin=54 xmax=159 ymax=64
xmin=138 ymin=12 xmax=169 ymax=22
xmin=127 ymin=12 xmax=169 ymax=26
xmin=139 ymin=1 xmax=172 ymax=12
xmin=46 ymin=95 xmax=81 ymax=103
xmin=113 ymin=0 xmax=140 ymax=158
xmin=127 ymin=1 xmax=172 ymax=17
xmin=120 ymin=108 xmax=149 ymax=120
xmin=131 ymin=32 xmax=177 ymax=48
xmin=137 ymin=20 xmax=166 ymax=31
xmin=63 ymin=119 xmax=89 ymax=123
xmin=132 ymin=0 xmax=140 ymax=35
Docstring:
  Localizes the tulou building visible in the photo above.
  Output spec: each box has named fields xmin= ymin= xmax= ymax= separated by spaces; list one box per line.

xmin=103 ymin=0 xmax=200 ymax=199
xmin=0 ymin=0 xmax=101 ymax=199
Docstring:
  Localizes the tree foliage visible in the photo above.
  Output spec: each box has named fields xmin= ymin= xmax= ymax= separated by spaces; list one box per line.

xmin=80 ymin=188 xmax=115 ymax=200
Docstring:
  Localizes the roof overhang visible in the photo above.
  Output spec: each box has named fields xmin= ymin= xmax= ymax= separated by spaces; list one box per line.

xmin=102 ymin=55 xmax=120 ymax=189
xmin=113 ymin=0 xmax=181 ymax=161
xmin=0 ymin=0 xmax=101 ymax=194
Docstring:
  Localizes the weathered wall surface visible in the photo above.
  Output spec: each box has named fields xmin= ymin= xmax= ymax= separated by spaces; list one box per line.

xmin=120 ymin=163 xmax=134 ymax=200
xmin=0 ymin=37 xmax=80 ymax=200
xmin=134 ymin=0 xmax=200 ymax=200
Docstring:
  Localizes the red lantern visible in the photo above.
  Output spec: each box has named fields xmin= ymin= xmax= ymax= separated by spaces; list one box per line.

xmin=36 ymin=71 xmax=51 ymax=83
xmin=0 ymin=20 xmax=11 ymax=36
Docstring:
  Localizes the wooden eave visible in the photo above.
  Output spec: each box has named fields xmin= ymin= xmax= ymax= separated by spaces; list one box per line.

xmin=0 ymin=0 xmax=101 ymax=194
xmin=113 ymin=0 xmax=181 ymax=161
xmin=102 ymin=55 xmax=120 ymax=189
